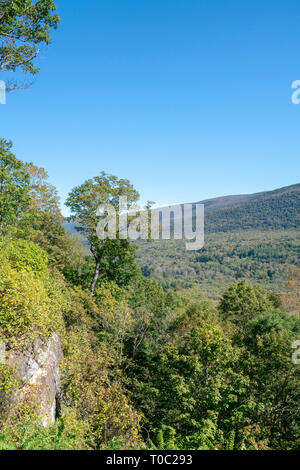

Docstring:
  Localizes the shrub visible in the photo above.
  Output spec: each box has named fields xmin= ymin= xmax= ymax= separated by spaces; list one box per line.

xmin=0 ymin=243 xmax=65 ymax=347
xmin=1 ymin=239 xmax=49 ymax=279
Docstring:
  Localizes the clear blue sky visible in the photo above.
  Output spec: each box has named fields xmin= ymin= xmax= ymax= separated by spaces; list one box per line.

xmin=1 ymin=0 xmax=300 ymax=215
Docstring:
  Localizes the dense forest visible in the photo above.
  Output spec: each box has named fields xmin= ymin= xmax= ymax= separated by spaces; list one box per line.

xmin=0 ymin=138 xmax=299 ymax=450
xmin=137 ymin=229 xmax=300 ymax=297
xmin=137 ymin=185 xmax=300 ymax=298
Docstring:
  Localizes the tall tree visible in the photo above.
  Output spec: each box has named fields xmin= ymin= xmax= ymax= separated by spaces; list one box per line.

xmin=66 ymin=172 xmax=140 ymax=295
xmin=0 ymin=138 xmax=31 ymax=233
xmin=24 ymin=162 xmax=61 ymax=217
xmin=25 ymin=162 xmax=85 ymax=271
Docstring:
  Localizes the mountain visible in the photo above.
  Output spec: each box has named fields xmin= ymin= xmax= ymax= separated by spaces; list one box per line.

xmin=151 ymin=183 xmax=300 ymax=234
xmin=201 ymin=183 xmax=300 ymax=232
xmin=64 ymin=183 xmax=300 ymax=298
xmin=136 ymin=183 xmax=300 ymax=297
xmin=65 ymin=183 xmax=300 ymax=234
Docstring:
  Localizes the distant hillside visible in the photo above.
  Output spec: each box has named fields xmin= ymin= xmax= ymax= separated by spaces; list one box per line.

xmin=152 ymin=183 xmax=300 ymax=234
xmin=136 ymin=183 xmax=300 ymax=297
xmin=137 ymin=229 xmax=300 ymax=298
xmin=65 ymin=183 xmax=300 ymax=235
xmin=64 ymin=183 xmax=300 ymax=298
xmin=202 ymin=183 xmax=300 ymax=232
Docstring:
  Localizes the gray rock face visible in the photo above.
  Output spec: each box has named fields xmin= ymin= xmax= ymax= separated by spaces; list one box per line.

xmin=3 ymin=334 xmax=63 ymax=426
xmin=0 ymin=341 xmax=5 ymax=365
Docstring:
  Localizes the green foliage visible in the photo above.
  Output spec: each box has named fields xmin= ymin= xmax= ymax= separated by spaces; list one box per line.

xmin=219 ymin=280 xmax=274 ymax=327
xmin=0 ymin=415 xmax=88 ymax=450
xmin=0 ymin=140 xmax=299 ymax=451
xmin=205 ymin=183 xmax=300 ymax=232
xmin=137 ymin=229 xmax=300 ymax=297
xmin=241 ymin=329 xmax=300 ymax=449
xmin=0 ymin=138 xmax=31 ymax=232
xmin=246 ymin=309 xmax=300 ymax=341
xmin=66 ymin=172 xmax=140 ymax=294
xmin=61 ymin=327 xmax=141 ymax=449
xmin=1 ymin=239 xmax=49 ymax=279
xmin=0 ymin=364 xmax=19 ymax=395
xmin=0 ymin=0 xmax=60 ymax=75
xmin=0 ymin=140 xmax=86 ymax=279
xmin=148 ymin=427 xmax=180 ymax=450
xmin=0 ymin=241 xmax=65 ymax=346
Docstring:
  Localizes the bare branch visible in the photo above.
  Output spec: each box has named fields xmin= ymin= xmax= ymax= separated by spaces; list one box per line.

xmin=6 ymin=79 xmax=34 ymax=92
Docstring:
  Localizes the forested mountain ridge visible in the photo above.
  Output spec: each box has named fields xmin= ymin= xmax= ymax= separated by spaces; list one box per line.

xmin=64 ymin=183 xmax=300 ymax=296
xmin=65 ymin=183 xmax=300 ymax=233
xmin=197 ymin=183 xmax=299 ymax=210
xmin=202 ymin=183 xmax=300 ymax=232
xmin=166 ymin=183 xmax=300 ymax=232
xmin=136 ymin=184 xmax=300 ymax=295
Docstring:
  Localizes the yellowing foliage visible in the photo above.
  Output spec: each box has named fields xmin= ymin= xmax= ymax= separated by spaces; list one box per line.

xmin=1 ymin=239 xmax=49 ymax=279
xmin=0 ymin=242 xmax=65 ymax=347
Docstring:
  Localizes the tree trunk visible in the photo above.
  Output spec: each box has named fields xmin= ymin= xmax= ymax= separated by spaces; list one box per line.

xmin=91 ymin=259 xmax=100 ymax=296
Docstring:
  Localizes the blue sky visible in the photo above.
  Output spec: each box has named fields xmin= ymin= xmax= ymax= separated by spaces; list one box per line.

xmin=1 ymin=0 xmax=300 ymax=215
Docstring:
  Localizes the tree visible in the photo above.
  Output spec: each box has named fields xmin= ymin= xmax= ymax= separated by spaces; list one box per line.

xmin=241 ymin=328 xmax=300 ymax=449
xmin=25 ymin=162 xmax=61 ymax=217
xmin=24 ymin=162 xmax=89 ymax=277
xmin=127 ymin=321 xmax=251 ymax=449
xmin=281 ymin=267 xmax=300 ymax=313
xmin=66 ymin=172 xmax=140 ymax=295
xmin=219 ymin=281 xmax=274 ymax=329
xmin=0 ymin=139 xmax=84 ymax=274
xmin=0 ymin=138 xmax=31 ymax=233
xmin=0 ymin=0 xmax=60 ymax=89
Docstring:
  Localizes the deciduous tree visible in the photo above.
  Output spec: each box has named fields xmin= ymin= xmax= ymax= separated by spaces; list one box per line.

xmin=0 ymin=138 xmax=31 ymax=233
xmin=66 ymin=172 xmax=140 ymax=295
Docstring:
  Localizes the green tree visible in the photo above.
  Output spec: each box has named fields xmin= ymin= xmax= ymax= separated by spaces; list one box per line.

xmin=25 ymin=162 xmax=61 ymax=217
xmin=0 ymin=0 xmax=59 ymax=86
xmin=66 ymin=172 xmax=140 ymax=295
xmin=0 ymin=140 xmax=85 ymax=275
xmin=128 ymin=321 xmax=251 ymax=449
xmin=24 ymin=162 xmax=85 ymax=273
xmin=0 ymin=138 xmax=31 ymax=233
xmin=219 ymin=280 xmax=274 ymax=329
xmin=241 ymin=329 xmax=300 ymax=449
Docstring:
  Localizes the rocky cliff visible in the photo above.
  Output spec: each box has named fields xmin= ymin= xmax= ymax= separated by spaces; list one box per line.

xmin=0 ymin=333 xmax=63 ymax=427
